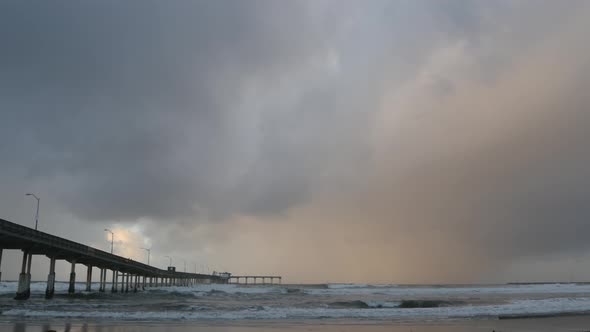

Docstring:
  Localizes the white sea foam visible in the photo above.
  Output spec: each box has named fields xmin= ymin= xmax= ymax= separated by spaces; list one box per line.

xmin=0 ymin=281 xmax=284 ymax=296
xmin=363 ymin=300 xmax=401 ymax=308
xmin=308 ymin=283 xmax=590 ymax=296
xmin=3 ymin=282 xmax=590 ymax=298
xmin=327 ymin=283 xmax=370 ymax=289
xmin=3 ymin=297 xmax=590 ymax=321
xmin=152 ymin=284 xmax=286 ymax=295
xmin=0 ymin=281 xmax=72 ymax=295
xmin=327 ymin=283 xmax=397 ymax=289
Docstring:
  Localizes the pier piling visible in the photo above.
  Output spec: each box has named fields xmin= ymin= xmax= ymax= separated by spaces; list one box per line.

xmin=100 ymin=268 xmax=106 ymax=292
xmin=125 ymin=273 xmax=130 ymax=293
xmin=68 ymin=261 xmax=76 ymax=294
xmin=112 ymin=270 xmax=118 ymax=293
xmin=15 ymin=251 xmax=30 ymax=300
xmin=86 ymin=265 xmax=93 ymax=292
xmin=45 ymin=256 xmax=56 ymax=299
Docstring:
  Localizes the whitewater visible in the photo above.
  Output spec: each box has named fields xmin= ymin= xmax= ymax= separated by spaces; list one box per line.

xmin=2 ymin=282 xmax=590 ymax=322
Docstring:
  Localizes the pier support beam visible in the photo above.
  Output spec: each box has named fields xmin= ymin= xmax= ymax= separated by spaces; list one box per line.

xmin=103 ymin=269 xmax=108 ymax=292
xmin=86 ymin=265 xmax=93 ymax=292
xmin=100 ymin=268 xmax=107 ymax=292
xmin=68 ymin=261 xmax=76 ymax=294
xmin=45 ymin=256 xmax=56 ymax=299
xmin=125 ymin=273 xmax=130 ymax=293
xmin=112 ymin=271 xmax=118 ymax=293
xmin=97 ymin=269 xmax=102 ymax=292
xmin=15 ymin=251 xmax=31 ymax=300
xmin=133 ymin=275 xmax=138 ymax=293
xmin=120 ymin=272 xmax=125 ymax=292
xmin=26 ymin=252 xmax=33 ymax=289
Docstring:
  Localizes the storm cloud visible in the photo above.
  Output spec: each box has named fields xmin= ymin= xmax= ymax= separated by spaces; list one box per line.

xmin=1 ymin=0 xmax=590 ymax=283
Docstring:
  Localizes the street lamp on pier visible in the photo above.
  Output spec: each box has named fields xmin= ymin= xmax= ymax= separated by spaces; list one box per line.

xmin=141 ymin=247 xmax=151 ymax=265
xmin=25 ymin=193 xmax=40 ymax=230
xmin=104 ymin=229 xmax=114 ymax=254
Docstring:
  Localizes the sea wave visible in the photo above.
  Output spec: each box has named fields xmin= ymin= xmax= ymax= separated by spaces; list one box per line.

xmin=329 ymin=300 xmax=401 ymax=308
xmin=327 ymin=299 xmax=463 ymax=309
xmin=3 ymin=281 xmax=590 ymax=298
xmin=0 ymin=281 xmax=286 ymax=297
xmin=4 ymin=282 xmax=590 ymax=322
xmin=306 ymin=283 xmax=590 ymax=296
xmin=3 ymin=297 xmax=590 ymax=321
xmin=326 ymin=283 xmax=398 ymax=289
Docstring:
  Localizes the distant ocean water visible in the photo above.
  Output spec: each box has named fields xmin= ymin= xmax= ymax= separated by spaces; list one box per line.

xmin=2 ymin=282 xmax=590 ymax=322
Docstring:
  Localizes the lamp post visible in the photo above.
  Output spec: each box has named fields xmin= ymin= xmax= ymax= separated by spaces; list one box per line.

xmin=141 ymin=248 xmax=151 ymax=265
xmin=164 ymin=255 xmax=172 ymax=267
xmin=183 ymin=260 xmax=186 ymax=273
xmin=104 ymin=229 xmax=114 ymax=254
xmin=25 ymin=193 xmax=40 ymax=230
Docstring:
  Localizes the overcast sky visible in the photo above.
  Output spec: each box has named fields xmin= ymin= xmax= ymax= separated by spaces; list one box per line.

xmin=1 ymin=0 xmax=590 ymax=283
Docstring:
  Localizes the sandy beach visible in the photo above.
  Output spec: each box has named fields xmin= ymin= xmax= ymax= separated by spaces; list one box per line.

xmin=4 ymin=316 xmax=590 ymax=332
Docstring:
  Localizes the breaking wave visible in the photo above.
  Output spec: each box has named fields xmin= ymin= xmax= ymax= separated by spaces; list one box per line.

xmin=3 ymin=282 xmax=590 ymax=322
xmin=3 ymin=297 xmax=590 ymax=321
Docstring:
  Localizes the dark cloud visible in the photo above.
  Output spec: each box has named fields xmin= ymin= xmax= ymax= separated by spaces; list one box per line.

xmin=1 ymin=0 xmax=590 ymax=282
xmin=0 ymin=0 xmax=339 ymax=221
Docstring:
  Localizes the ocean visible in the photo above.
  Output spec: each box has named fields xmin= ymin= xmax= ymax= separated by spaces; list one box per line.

xmin=2 ymin=282 xmax=590 ymax=331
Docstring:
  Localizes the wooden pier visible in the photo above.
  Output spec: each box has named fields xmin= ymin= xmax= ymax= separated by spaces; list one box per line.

xmin=0 ymin=218 xmax=229 ymax=300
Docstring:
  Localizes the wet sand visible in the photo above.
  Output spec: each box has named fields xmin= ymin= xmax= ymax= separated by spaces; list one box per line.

xmin=3 ymin=316 xmax=590 ymax=332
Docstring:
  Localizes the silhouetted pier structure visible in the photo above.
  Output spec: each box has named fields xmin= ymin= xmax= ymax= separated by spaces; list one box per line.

xmin=229 ymin=275 xmax=282 ymax=285
xmin=0 ymin=218 xmax=229 ymax=300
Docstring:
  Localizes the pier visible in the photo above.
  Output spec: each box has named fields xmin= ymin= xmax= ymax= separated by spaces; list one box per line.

xmin=229 ymin=275 xmax=282 ymax=285
xmin=0 ymin=218 xmax=229 ymax=300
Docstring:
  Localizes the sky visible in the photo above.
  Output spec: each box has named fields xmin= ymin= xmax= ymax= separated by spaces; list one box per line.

xmin=1 ymin=0 xmax=590 ymax=284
